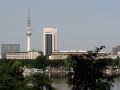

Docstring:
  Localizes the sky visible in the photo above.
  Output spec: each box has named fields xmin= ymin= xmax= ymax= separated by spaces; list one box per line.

xmin=0 ymin=0 xmax=120 ymax=52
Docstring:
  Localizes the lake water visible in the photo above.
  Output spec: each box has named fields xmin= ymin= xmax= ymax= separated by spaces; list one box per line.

xmin=52 ymin=76 xmax=120 ymax=90
xmin=111 ymin=76 xmax=120 ymax=90
xmin=52 ymin=78 xmax=71 ymax=90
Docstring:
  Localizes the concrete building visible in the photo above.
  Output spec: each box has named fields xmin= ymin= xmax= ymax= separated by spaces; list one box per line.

xmin=49 ymin=50 xmax=87 ymax=60
xmin=112 ymin=46 xmax=120 ymax=56
xmin=43 ymin=27 xmax=57 ymax=55
xmin=26 ymin=9 xmax=33 ymax=52
xmin=49 ymin=50 xmax=109 ymax=60
xmin=6 ymin=51 xmax=42 ymax=59
xmin=1 ymin=44 xmax=20 ymax=58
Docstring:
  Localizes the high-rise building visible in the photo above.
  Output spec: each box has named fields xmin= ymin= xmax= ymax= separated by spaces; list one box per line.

xmin=1 ymin=44 xmax=20 ymax=58
xmin=43 ymin=27 xmax=57 ymax=55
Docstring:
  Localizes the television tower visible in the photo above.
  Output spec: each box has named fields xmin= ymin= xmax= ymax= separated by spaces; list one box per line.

xmin=26 ymin=9 xmax=32 ymax=52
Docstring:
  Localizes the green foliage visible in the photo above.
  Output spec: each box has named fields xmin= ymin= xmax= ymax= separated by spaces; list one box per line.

xmin=34 ymin=56 xmax=65 ymax=69
xmin=26 ymin=73 xmax=55 ymax=90
xmin=67 ymin=46 xmax=115 ymax=90
xmin=0 ymin=60 xmax=26 ymax=90
xmin=113 ymin=57 xmax=120 ymax=67
xmin=49 ymin=60 xmax=65 ymax=67
xmin=0 ymin=56 xmax=68 ymax=90
xmin=34 ymin=56 xmax=48 ymax=70
xmin=65 ymin=56 xmax=74 ymax=67
xmin=0 ymin=59 xmax=55 ymax=90
xmin=20 ymin=59 xmax=35 ymax=68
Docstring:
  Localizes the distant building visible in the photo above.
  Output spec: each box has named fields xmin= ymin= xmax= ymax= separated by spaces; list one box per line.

xmin=1 ymin=44 xmax=20 ymax=58
xmin=49 ymin=50 xmax=109 ymax=60
xmin=43 ymin=27 xmax=57 ymax=55
xmin=112 ymin=46 xmax=120 ymax=56
xmin=49 ymin=50 xmax=87 ymax=60
xmin=6 ymin=51 xmax=42 ymax=59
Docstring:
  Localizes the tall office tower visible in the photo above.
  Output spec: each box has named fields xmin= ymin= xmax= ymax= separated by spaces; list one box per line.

xmin=43 ymin=27 xmax=57 ymax=55
xmin=1 ymin=44 xmax=20 ymax=58
xmin=26 ymin=9 xmax=33 ymax=52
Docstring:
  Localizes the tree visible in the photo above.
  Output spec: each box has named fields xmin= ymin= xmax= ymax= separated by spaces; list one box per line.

xmin=0 ymin=59 xmax=55 ymax=90
xmin=0 ymin=60 xmax=26 ymax=90
xmin=67 ymin=46 xmax=115 ymax=90
xmin=34 ymin=56 xmax=48 ymax=70
xmin=49 ymin=60 xmax=65 ymax=67
xmin=25 ymin=73 xmax=55 ymax=90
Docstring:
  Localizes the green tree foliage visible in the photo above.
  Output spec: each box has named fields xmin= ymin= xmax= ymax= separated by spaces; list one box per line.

xmin=67 ymin=46 xmax=115 ymax=90
xmin=34 ymin=56 xmax=65 ymax=69
xmin=0 ymin=59 xmax=55 ymax=90
xmin=49 ymin=60 xmax=65 ymax=67
xmin=20 ymin=59 xmax=35 ymax=68
xmin=34 ymin=56 xmax=48 ymax=70
xmin=0 ymin=60 xmax=26 ymax=90
xmin=113 ymin=57 xmax=120 ymax=67
xmin=26 ymin=73 xmax=55 ymax=90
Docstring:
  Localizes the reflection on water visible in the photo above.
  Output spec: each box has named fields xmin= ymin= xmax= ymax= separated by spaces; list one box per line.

xmin=50 ymin=72 xmax=72 ymax=90
xmin=50 ymin=72 xmax=120 ymax=90
xmin=52 ymin=78 xmax=71 ymax=90
xmin=111 ymin=76 xmax=120 ymax=90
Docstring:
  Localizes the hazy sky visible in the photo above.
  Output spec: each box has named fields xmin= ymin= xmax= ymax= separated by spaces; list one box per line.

xmin=0 ymin=0 xmax=120 ymax=52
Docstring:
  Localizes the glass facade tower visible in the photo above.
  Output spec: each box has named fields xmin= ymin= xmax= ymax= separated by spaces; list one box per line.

xmin=43 ymin=28 xmax=57 ymax=55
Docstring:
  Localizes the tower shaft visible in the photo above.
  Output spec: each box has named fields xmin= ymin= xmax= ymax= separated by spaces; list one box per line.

xmin=27 ymin=36 xmax=31 ymax=52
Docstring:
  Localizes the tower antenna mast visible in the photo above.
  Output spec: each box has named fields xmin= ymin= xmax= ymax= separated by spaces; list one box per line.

xmin=27 ymin=8 xmax=31 ymax=27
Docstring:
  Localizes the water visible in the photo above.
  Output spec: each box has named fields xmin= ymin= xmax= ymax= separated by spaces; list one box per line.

xmin=50 ymin=72 xmax=72 ymax=90
xmin=111 ymin=76 xmax=120 ymax=90
xmin=52 ymin=78 xmax=71 ymax=90
xmin=52 ymin=76 xmax=120 ymax=90
xmin=49 ymin=69 xmax=120 ymax=90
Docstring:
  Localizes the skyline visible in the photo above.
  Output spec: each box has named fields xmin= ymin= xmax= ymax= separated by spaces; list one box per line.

xmin=0 ymin=0 xmax=120 ymax=52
